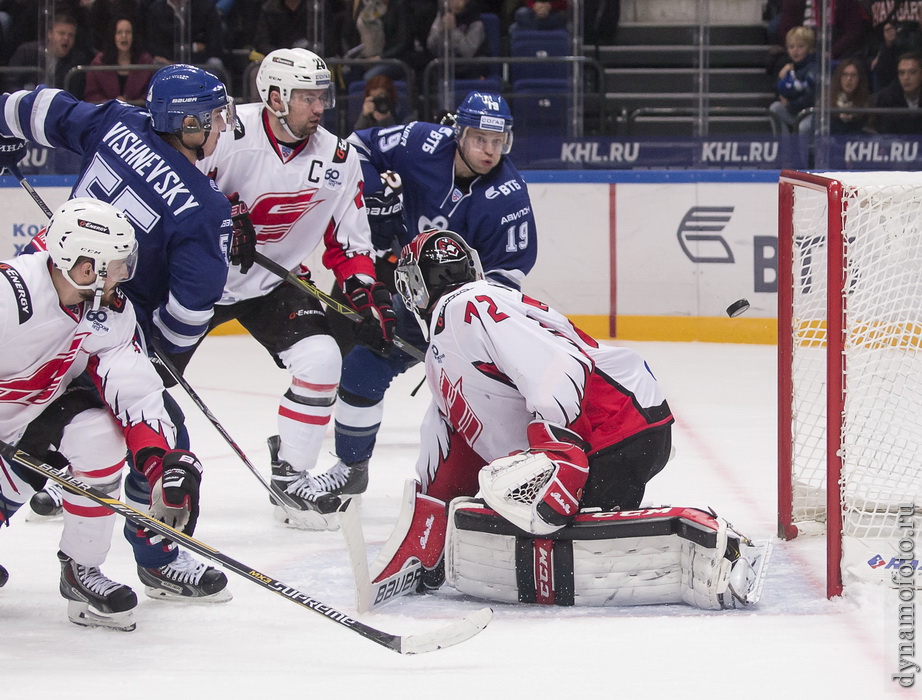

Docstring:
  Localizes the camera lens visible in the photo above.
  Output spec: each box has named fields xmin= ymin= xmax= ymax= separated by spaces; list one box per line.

xmin=372 ymin=95 xmax=391 ymax=114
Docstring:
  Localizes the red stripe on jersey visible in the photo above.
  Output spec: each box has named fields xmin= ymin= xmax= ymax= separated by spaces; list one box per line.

xmin=72 ymin=460 xmax=125 ymax=480
xmin=63 ymin=501 xmax=113 ymax=518
xmin=0 ymin=459 xmax=22 ymax=496
xmin=278 ymin=406 xmax=331 ymax=425
xmin=292 ymin=377 xmax=338 ymax=392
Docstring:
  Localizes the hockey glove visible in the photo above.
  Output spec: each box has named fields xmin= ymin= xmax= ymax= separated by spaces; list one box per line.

xmin=479 ymin=421 xmax=590 ymax=535
xmin=140 ymin=449 xmax=203 ymax=533
xmin=228 ymin=191 xmax=257 ymax=274
xmin=344 ymin=275 xmax=396 ymax=356
xmin=365 ymin=171 xmax=407 ymax=253
xmin=0 ymin=135 xmax=26 ymax=170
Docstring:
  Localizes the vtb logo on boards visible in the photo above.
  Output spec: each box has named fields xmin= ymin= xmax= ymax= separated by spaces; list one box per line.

xmin=676 ymin=206 xmax=778 ymax=293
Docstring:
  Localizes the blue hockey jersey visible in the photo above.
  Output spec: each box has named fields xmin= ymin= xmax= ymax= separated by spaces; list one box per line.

xmin=0 ymin=88 xmax=232 ymax=355
xmin=348 ymin=122 xmax=536 ymax=288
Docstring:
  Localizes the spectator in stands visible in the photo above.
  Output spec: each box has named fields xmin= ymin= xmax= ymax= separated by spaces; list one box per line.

xmin=354 ymin=74 xmax=399 ymax=129
xmin=84 ymin=16 xmax=155 ymax=105
xmin=830 ymin=57 xmax=873 ymax=134
xmin=253 ymin=0 xmax=339 ymax=56
xmin=426 ymin=0 xmax=488 ymax=79
xmin=870 ymin=8 xmax=922 ymax=93
xmin=509 ymin=0 xmax=567 ymax=34
xmin=873 ymin=51 xmax=922 ymax=134
xmin=777 ymin=0 xmax=870 ymax=60
xmin=6 ymin=13 xmax=91 ymax=96
xmin=768 ymin=25 xmax=817 ymax=136
xmin=87 ymin=0 xmax=141 ymax=54
xmin=145 ymin=0 xmax=226 ymax=72
xmin=355 ymin=0 xmax=426 ymax=84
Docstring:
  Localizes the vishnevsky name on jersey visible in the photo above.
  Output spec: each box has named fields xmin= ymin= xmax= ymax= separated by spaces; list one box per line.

xmin=101 ymin=122 xmax=199 ymax=216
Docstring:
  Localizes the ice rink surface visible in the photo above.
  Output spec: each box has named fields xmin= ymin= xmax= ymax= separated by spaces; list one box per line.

xmin=0 ymin=336 xmax=906 ymax=696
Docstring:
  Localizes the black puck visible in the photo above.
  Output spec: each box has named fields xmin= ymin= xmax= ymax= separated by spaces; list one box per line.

xmin=726 ymin=298 xmax=750 ymax=318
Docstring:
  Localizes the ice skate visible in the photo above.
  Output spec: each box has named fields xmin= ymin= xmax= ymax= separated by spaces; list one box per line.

xmin=27 ymin=479 xmax=64 ymax=520
xmin=137 ymin=550 xmax=232 ymax=603
xmin=267 ymin=435 xmax=339 ymax=531
xmin=58 ymin=550 xmax=137 ymax=631
xmin=312 ymin=458 xmax=368 ymax=500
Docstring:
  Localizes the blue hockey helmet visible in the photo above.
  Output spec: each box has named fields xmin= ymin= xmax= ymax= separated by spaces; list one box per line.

xmin=146 ymin=64 xmax=234 ymax=134
xmin=454 ymin=91 xmax=514 ymax=154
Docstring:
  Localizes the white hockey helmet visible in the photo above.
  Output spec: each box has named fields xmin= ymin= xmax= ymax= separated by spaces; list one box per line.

xmin=45 ymin=198 xmax=138 ymax=294
xmin=256 ymin=48 xmax=335 ymax=117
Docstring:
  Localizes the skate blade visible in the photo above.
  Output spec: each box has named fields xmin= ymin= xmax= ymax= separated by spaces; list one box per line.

xmin=66 ymin=600 xmax=136 ymax=631
xmin=143 ymin=586 xmax=233 ymax=604
xmin=273 ymin=505 xmax=340 ymax=532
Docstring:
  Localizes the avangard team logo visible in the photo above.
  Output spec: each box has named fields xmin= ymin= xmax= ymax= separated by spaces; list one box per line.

xmin=434 ymin=235 xmax=463 ymax=262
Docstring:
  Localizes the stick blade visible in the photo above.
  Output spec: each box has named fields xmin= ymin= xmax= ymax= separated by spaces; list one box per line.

xmin=397 ymin=607 xmax=493 ymax=655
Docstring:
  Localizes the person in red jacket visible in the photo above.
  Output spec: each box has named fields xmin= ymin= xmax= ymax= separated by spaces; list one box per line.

xmin=84 ymin=17 xmax=157 ymax=105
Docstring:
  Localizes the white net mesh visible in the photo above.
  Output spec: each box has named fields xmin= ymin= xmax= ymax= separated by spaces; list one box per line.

xmin=788 ymin=174 xmax=922 ymax=545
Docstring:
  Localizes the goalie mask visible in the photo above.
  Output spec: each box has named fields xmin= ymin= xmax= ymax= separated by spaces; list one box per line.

xmin=395 ymin=229 xmax=483 ymax=318
xmin=45 ymin=198 xmax=138 ymax=309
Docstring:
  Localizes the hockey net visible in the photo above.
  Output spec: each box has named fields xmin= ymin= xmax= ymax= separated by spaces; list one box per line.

xmin=778 ymin=170 xmax=922 ymax=597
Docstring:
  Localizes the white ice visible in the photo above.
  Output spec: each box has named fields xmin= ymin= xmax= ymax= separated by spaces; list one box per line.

xmin=0 ymin=337 xmax=906 ymax=696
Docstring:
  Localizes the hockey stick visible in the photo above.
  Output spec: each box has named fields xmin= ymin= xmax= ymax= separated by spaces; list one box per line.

xmin=0 ymin=440 xmax=492 ymax=654
xmin=149 ymin=345 xmax=316 ymax=523
xmin=253 ymin=251 xmax=426 ymax=363
xmin=339 ymin=479 xmax=424 ymax=613
xmin=5 ymin=163 xmax=53 ymax=217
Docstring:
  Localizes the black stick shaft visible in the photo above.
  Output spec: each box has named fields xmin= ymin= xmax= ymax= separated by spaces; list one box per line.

xmin=254 ymin=251 xmax=425 ymax=363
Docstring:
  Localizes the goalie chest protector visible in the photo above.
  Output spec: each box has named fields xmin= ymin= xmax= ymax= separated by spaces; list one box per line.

xmin=445 ymin=500 xmax=722 ymax=607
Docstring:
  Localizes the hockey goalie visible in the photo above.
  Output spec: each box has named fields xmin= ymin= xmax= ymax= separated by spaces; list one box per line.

xmin=340 ymin=229 xmax=770 ymax=611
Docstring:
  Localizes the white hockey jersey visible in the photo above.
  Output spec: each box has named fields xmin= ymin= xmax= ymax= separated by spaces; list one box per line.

xmin=198 ymin=104 xmax=376 ymax=304
xmin=415 ymin=280 xmax=674 ymax=491
xmin=0 ymin=253 xmax=175 ymax=451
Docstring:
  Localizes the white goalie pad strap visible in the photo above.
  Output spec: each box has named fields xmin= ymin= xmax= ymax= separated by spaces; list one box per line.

xmin=478 ymin=451 xmax=562 ymax=536
xmin=446 ymin=500 xmax=747 ymax=609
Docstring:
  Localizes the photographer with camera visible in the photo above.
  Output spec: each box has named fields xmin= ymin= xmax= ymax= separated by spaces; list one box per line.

xmin=355 ymin=75 xmax=399 ymax=129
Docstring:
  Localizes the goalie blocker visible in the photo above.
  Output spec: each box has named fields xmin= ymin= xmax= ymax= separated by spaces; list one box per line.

xmin=350 ymin=482 xmax=770 ymax=611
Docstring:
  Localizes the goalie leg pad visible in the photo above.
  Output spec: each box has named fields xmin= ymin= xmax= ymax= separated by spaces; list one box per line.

xmin=369 ymin=480 xmax=448 ymax=591
xmin=446 ymin=501 xmax=771 ymax=609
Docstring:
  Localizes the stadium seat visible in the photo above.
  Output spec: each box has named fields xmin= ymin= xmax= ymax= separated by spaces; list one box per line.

xmin=509 ymin=78 xmax=571 ymax=137
xmin=480 ymin=13 xmax=502 ymax=80
xmin=510 ymin=29 xmax=570 ymax=84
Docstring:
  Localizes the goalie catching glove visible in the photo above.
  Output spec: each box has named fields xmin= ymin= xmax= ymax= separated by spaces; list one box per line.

xmin=138 ymin=448 xmax=203 ymax=533
xmin=479 ymin=420 xmax=590 ymax=536
xmin=228 ymin=191 xmax=257 ymax=274
xmin=344 ymin=274 xmax=396 ymax=356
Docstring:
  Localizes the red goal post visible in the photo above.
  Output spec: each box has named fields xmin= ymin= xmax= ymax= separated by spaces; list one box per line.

xmin=778 ymin=169 xmax=922 ymax=599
